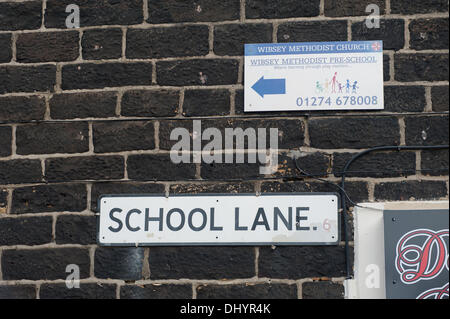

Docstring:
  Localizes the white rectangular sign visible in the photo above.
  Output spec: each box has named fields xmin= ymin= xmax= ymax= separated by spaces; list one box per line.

xmin=98 ymin=193 xmax=339 ymax=246
xmin=244 ymin=41 xmax=384 ymax=112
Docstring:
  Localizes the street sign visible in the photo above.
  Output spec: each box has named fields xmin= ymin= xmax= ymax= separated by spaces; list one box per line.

xmin=384 ymin=209 xmax=449 ymax=299
xmin=244 ymin=41 xmax=384 ymax=112
xmin=98 ymin=193 xmax=339 ymax=246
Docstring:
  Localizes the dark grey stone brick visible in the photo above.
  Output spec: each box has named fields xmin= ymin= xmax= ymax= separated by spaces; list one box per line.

xmin=2 ymin=248 xmax=90 ymax=280
xmin=246 ymin=0 xmax=320 ymax=19
xmin=183 ymin=89 xmax=230 ymax=117
xmin=405 ymin=116 xmax=449 ymax=146
xmin=0 ymin=96 xmax=46 ymax=122
xmin=148 ymin=0 xmax=240 ymax=23
xmin=214 ymin=24 xmax=272 ymax=56
xmin=0 ymin=65 xmax=56 ymax=94
xmin=157 ymin=59 xmax=239 ymax=86
xmin=16 ymin=122 xmax=89 ymax=155
xmin=62 ymin=63 xmax=152 ymax=90
xmin=82 ymin=28 xmax=123 ymax=60
xmin=56 ymin=215 xmax=97 ymax=245
xmin=45 ymin=0 xmax=143 ymax=28
xmin=309 ymin=117 xmax=400 ymax=149
xmin=258 ymin=246 xmax=349 ymax=279
xmin=40 ymin=283 xmax=116 ymax=299
xmin=12 ymin=184 xmax=87 ymax=214
xmin=121 ymin=90 xmax=180 ymax=118
xmin=0 ymin=216 xmax=53 ymax=246
xmin=93 ymin=121 xmax=156 ymax=153
xmin=278 ymin=21 xmax=347 ymax=42
xmin=0 ymin=1 xmax=42 ymax=31
xmin=16 ymin=31 xmax=79 ymax=63
xmin=197 ymin=283 xmax=297 ymax=299
xmin=91 ymin=182 xmax=165 ymax=212
xmin=0 ymin=285 xmax=36 ymax=299
xmin=0 ymin=160 xmax=42 ymax=185
xmin=45 ymin=156 xmax=124 ymax=182
xmin=374 ymin=180 xmax=448 ymax=201
xmin=127 ymin=26 xmax=209 ymax=59
xmin=302 ymin=281 xmax=344 ymax=299
xmin=50 ymin=92 xmax=117 ymax=120
xmin=410 ymin=18 xmax=449 ymax=50
xmin=395 ymin=54 xmax=449 ymax=82
xmin=121 ymin=284 xmax=192 ymax=299
xmin=94 ymin=247 xmax=145 ymax=280
xmin=149 ymin=247 xmax=255 ymax=279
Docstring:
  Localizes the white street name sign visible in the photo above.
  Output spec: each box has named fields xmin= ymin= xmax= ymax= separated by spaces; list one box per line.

xmin=98 ymin=193 xmax=339 ymax=246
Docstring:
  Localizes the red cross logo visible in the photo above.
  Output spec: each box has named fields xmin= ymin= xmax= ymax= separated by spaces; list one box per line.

xmin=372 ymin=42 xmax=382 ymax=51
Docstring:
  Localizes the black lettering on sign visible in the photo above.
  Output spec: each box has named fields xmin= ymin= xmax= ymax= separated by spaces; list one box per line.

xmin=126 ymin=208 xmax=141 ymax=232
xmin=167 ymin=208 xmax=185 ymax=231
xmin=109 ymin=208 xmax=123 ymax=232
xmin=296 ymin=207 xmax=310 ymax=231
xmin=145 ymin=208 xmax=163 ymax=231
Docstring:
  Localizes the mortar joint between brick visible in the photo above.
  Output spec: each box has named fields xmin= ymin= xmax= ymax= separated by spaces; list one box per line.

xmin=416 ymin=150 xmax=422 ymax=177
xmin=115 ymin=283 xmax=121 ymax=299
xmin=424 ymin=86 xmax=433 ymax=112
xmin=240 ymin=0 xmax=246 ymax=22
xmin=55 ymin=63 xmax=62 ymax=92
xmin=41 ymin=0 xmax=46 ymax=30
xmin=11 ymin=32 xmax=17 ymax=62
xmin=404 ymin=18 xmax=411 ymax=50
xmin=40 ymin=158 xmax=46 ymax=182
xmin=151 ymin=60 xmax=157 ymax=84
xmin=229 ymin=89 xmax=236 ymax=115
xmin=296 ymin=281 xmax=302 ymax=299
xmin=123 ymin=154 xmax=129 ymax=180
xmin=43 ymin=94 xmax=51 ymax=120
xmin=347 ymin=20 xmax=352 ymax=41
xmin=86 ymin=183 xmax=92 ymax=212
xmin=6 ymin=188 xmax=13 ymax=215
xmin=385 ymin=0 xmax=391 ymax=15
xmin=195 ymin=163 xmax=202 ymax=179
xmin=254 ymin=247 xmax=259 ymax=277
xmin=11 ymin=124 xmax=17 ymax=156
xmin=178 ymin=89 xmax=185 ymax=118
xmin=77 ymin=30 xmax=83 ymax=62
xmin=89 ymin=246 xmax=96 ymax=278
xmin=303 ymin=119 xmax=311 ymax=147
xmin=208 ymin=25 xmax=214 ymax=55
xmin=164 ymin=183 xmax=171 ymax=197
xmin=388 ymin=51 xmax=395 ymax=82
xmin=272 ymin=22 xmax=278 ymax=43
xmin=254 ymin=181 xmax=262 ymax=194
xmin=121 ymin=27 xmax=127 ymax=61
xmin=143 ymin=0 xmax=149 ymax=22
xmin=398 ymin=116 xmax=406 ymax=145
xmin=142 ymin=248 xmax=150 ymax=280
xmin=154 ymin=120 xmax=160 ymax=150
xmin=368 ymin=181 xmax=376 ymax=201
xmin=115 ymin=90 xmax=123 ymax=117
xmin=88 ymin=122 xmax=94 ymax=153
xmin=51 ymin=214 xmax=57 ymax=243
xmin=192 ymin=282 xmax=198 ymax=299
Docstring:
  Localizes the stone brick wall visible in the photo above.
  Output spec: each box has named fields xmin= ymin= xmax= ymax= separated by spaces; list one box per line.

xmin=0 ymin=0 xmax=448 ymax=299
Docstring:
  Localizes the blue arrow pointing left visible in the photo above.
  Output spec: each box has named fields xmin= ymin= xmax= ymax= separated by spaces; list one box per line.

xmin=252 ymin=76 xmax=286 ymax=98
